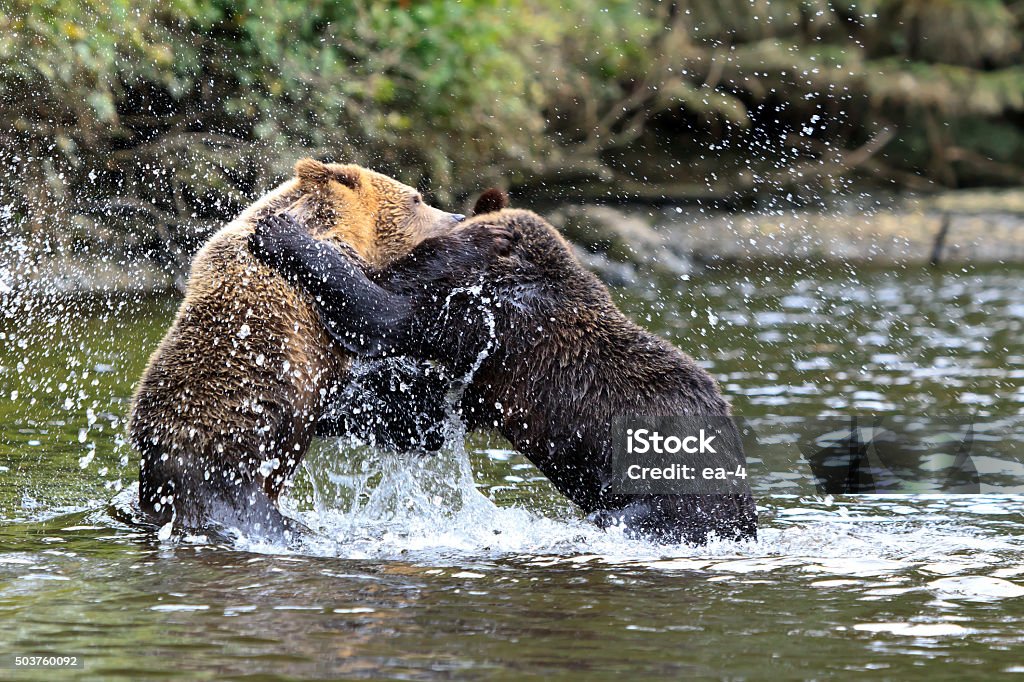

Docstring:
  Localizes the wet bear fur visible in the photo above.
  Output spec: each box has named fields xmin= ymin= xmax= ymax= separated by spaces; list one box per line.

xmin=248 ymin=192 xmax=757 ymax=544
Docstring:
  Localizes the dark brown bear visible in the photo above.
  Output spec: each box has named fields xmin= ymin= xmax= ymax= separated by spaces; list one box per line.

xmin=248 ymin=196 xmax=757 ymax=545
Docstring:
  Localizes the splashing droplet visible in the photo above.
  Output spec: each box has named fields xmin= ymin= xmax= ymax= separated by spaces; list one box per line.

xmin=157 ymin=521 xmax=174 ymax=542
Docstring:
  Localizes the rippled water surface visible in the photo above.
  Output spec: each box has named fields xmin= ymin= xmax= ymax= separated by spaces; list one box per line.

xmin=1 ymin=263 xmax=1023 ymax=680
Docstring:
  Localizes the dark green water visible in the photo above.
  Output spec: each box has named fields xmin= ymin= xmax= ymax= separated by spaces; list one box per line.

xmin=1 ymin=263 xmax=1023 ymax=680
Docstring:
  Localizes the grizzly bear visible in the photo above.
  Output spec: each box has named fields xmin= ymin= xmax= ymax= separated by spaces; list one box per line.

xmin=248 ymin=194 xmax=757 ymax=545
xmin=128 ymin=159 xmax=464 ymax=539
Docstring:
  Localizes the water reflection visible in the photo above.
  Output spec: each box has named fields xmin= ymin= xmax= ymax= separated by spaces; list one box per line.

xmin=1 ymin=265 xmax=1023 ymax=678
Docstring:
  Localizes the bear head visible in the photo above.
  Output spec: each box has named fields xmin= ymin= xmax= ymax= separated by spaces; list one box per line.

xmin=290 ymin=158 xmax=465 ymax=266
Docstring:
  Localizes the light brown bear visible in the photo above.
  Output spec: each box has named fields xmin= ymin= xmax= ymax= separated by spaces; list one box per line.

xmin=127 ymin=159 xmax=464 ymax=539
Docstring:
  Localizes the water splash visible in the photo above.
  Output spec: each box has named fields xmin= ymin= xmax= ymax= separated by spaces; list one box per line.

xmin=225 ymin=425 xmax=1024 ymax=577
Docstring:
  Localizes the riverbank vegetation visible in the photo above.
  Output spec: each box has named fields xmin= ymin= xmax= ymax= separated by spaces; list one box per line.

xmin=2 ymin=0 xmax=1023 ymax=273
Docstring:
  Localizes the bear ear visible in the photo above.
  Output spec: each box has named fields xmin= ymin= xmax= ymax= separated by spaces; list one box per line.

xmin=472 ymin=188 xmax=509 ymax=216
xmin=295 ymin=158 xmax=361 ymax=190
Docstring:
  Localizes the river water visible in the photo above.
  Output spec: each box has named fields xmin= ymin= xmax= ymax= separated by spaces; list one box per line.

xmin=1 ymin=262 xmax=1022 ymax=679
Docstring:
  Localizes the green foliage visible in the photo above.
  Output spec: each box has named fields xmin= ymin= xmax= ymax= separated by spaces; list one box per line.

xmin=1 ymin=0 xmax=1022 ymax=268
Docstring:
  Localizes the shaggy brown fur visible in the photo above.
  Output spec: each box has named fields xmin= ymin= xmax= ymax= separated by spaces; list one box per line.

xmin=470 ymin=187 xmax=510 ymax=216
xmin=249 ymin=199 xmax=757 ymax=545
xmin=127 ymin=159 xmax=464 ymax=538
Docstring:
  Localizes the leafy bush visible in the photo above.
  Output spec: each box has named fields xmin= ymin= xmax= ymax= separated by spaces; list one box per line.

xmin=1 ymin=0 xmax=1022 ymax=273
